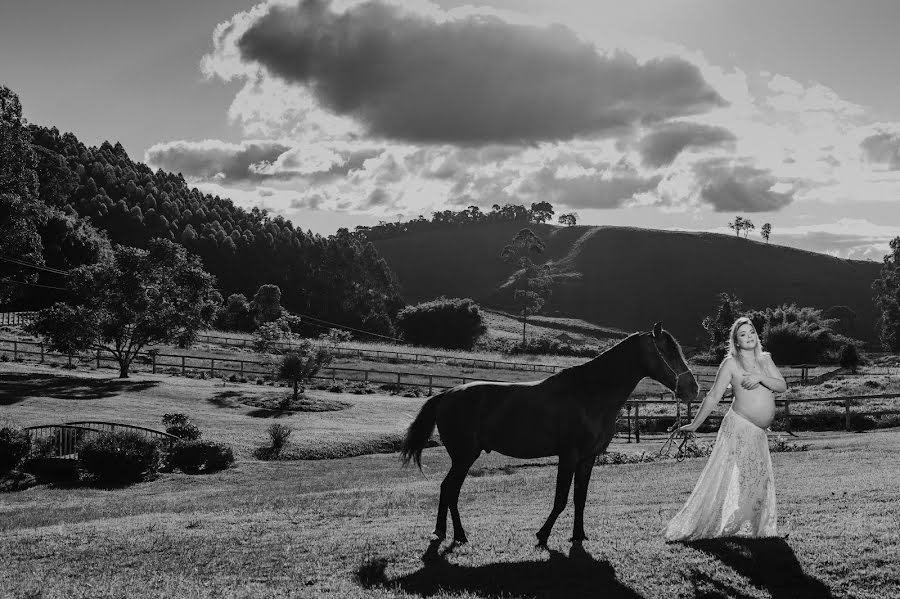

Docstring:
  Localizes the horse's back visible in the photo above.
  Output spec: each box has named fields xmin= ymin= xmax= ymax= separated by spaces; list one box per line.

xmin=435 ymin=380 xmax=567 ymax=459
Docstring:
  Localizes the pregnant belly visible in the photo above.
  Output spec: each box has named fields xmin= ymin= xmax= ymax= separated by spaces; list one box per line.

xmin=731 ymin=387 xmax=776 ymax=429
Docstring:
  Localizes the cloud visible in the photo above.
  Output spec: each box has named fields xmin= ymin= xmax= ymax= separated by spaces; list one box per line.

xmin=212 ymin=0 xmax=725 ymax=144
xmin=637 ymin=121 xmax=736 ymax=167
xmin=860 ymin=130 xmax=900 ymax=170
xmin=695 ymin=159 xmax=794 ymax=212
xmin=289 ymin=195 xmax=325 ymax=210
xmin=146 ymin=140 xmax=289 ymax=181
xmin=515 ymin=164 xmax=661 ymax=210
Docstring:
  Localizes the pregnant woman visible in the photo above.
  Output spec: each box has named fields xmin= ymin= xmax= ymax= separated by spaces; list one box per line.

xmin=664 ymin=316 xmax=787 ymax=541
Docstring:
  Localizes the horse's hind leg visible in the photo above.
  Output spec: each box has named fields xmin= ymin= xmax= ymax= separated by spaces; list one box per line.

xmin=571 ymin=457 xmax=595 ymax=543
xmin=434 ymin=451 xmax=479 ymax=543
xmin=536 ymin=450 xmax=577 ymax=548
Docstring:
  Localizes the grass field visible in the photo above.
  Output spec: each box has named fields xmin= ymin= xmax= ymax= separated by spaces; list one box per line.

xmin=2 ymin=362 xmax=899 ymax=598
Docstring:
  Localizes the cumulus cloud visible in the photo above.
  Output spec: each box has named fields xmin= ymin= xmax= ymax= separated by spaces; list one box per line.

xmin=695 ymin=159 xmax=795 ymax=212
xmin=209 ymin=0 xmax=725 ymax=144
xmin=860 ymin=130 xmax=900 ymax=170
xmin=515 ymin=164 xmax=661 ymax=209
xmin=146 ymin=140 xmax=289 ymax=181
xmin=637 ymin=121 xmax=736 ymax=167
xmin=289 ymin=195 xmax=325 ymax=210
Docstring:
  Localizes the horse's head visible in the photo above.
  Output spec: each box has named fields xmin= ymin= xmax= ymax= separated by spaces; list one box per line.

xmin=642 ymin=322 xmax=699 ymax=403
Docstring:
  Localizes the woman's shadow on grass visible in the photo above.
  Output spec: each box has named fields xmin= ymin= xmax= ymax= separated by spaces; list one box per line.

xmin=685 ymin=537 xmax=832 ymax=599
xmin=356 ymin=541 xmax=644 ymax=599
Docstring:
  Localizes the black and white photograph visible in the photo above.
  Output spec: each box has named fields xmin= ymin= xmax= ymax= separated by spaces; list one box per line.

xmin=2 ymin=0 xmax=899 ymax=597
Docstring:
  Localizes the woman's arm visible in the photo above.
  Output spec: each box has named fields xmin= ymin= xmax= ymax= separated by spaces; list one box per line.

xmin=740 ymin=353 xmax=787 ymax=393
xmin=679 ymin=358 xmax=734 ymax=432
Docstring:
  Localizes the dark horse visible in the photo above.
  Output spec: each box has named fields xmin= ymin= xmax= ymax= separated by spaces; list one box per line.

xmin=400 ymin=322 xmax=699 ymax=547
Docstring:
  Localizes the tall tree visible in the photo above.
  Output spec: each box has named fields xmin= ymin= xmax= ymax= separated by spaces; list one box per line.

xmin=29 ymin=239 xmax=218 ymax=377
xmin=558 ymin=212 xmax=578 ymax=226
xmin=727 ymin=216 xmax=744 ymax=237
xmin=250 ymin=284 xmax=284 ymax=327
xmin=500 ymin=228 xmax=552 ymax=346
xmin=742 ymin=219 xmax=755 ymax=239
xmin=529 ymin=201 xmax=555 ymax=224
xmin=761 ymin=222 xmax=772 ymax=243
xmin=872 ymin=237 xmax=900 ymax=351
xmin=0 ymin=87 xmax=43 ymax=302
xmin=701 ymin=292 xmax=743 ymax=359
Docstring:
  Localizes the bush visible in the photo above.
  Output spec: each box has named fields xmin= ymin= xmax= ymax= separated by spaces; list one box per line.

xmin=79 ymin=432 xmax=160 ymax=483
xmin=162 ymin=413 xmax=202 ymax=441
xmin=267 ymin=423 xmax=292 ymax=457
xmin=0 ymin=426 xmax=32 ymax=474
xmin=396 ymin=297 xmax=486 ymax=350
xmin=505 ymin=336 xmax=600 ymax=357
xmin=840 ymin=343 xmax=861 ymax=373
xmin=167 ymin=440 xmax=234 ymax=474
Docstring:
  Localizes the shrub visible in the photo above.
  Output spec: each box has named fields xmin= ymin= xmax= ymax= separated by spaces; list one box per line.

xmin=0 ymin=426 xmax=32 ymax=474
xmin=840 ymin=343 xmax=861 ymax=374
xmin=277 ymin=342 xmax=333 ymax=402
xmin=267 ymin=423 xmax=293 ymax=456
xmin=162 ymin=413 xmax=202 ymax=441
xmin=396 ymin=297 xmax=487 ymax=350
xmin=505 ymin=336 xmax=600 ymax=357
xmin=167 ymin=440 xmax=234 ymax=474
xmin=79 ymin=432 xmax=160 ymax=483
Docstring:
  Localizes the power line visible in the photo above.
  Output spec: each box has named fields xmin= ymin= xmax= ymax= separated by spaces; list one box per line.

xmin=0 ymin=255 xmax=70 ymax=276
xmin=298 ymin=312 xmax=402 ymax=343
xmin=0 ymin=277 xmax=68 ymax=291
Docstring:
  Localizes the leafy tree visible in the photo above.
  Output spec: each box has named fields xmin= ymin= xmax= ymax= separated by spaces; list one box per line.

xmin=395 ymin=297 xmax=487 ymax=350
xmin=839 ymin=343 xmax=861 ymax=374
xmin=501 ymin=228 xmax=552 ymax=346
xmin=872 ymin=237 xmax=900 ymax=351
xmin=727 ymin=216 xmax=744 ymax=237
xmin=318 ymin=327 xmax=352 ymax=350
xmin=529 ymin=201 xmax=555 ymax=224
xmin=823 ymin=305 xmax=857 ymax=337
xmin=761 ymin=222 xmax=772 ymax=243
xmin=701 ymin=292 xmax=743 ymax=359
xmin=742 ymin=219 xmax=755 ymax=239
xmin=250 ymin=284 xmax=284 ymax=326
xmin=0 ymin=87 xmax=43 ymax=302
xmin=558 ymin=212 xmax=578 ymax=226
xmin=277 ymin=341 xmax=333 ymax=402
xmin=745 ymin=304 xmax=855 ymax=364
xmin=221 ymin=293 xmax=252 ymax=331
xmin=29 ymin=239 xmax=218 ymax=377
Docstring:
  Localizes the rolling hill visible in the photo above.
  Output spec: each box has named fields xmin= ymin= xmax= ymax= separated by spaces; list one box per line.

xmin=373 ymin=222 xmax=883 ymax=346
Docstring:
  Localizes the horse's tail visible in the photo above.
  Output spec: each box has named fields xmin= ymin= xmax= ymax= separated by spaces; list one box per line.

xmin=400 ymin=393 xmax=442 ymax=471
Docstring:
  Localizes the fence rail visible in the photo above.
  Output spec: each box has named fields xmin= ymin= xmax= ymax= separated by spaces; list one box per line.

xmin=21 ymin=422 xmax=176 ymax=461
xmin=0 ymin=311 xmax=36 ymax=326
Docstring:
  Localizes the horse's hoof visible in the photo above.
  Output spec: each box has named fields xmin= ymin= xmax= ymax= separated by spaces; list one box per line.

xmin=431 ymin=530 xmax=446 ymax=541
xmin=453 ymin=535 xmax=468 ymax=545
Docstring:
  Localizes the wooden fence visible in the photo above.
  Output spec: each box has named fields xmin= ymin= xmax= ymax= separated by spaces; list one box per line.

xmin=0 ymin=311 xmax=36 ymax=326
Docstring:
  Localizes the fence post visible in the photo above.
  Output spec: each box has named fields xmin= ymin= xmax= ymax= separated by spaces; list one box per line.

xmin=152 ymin=354 xmax=157 ymax=374
xmin=845 ymin=398 xmax=851 ymax=431
xmin=331 ymin=368 xmax=336 ymax=382
xmin=96 ymin=350 xmax=100 ymax=368
xmin=12 ymin=341 xmax=17 ymax=360
xmin=428 ymin=375 xmax=433 ymax=395
xmin=240 ymin=360 xmax=244 ymax=376
xmin=181 ymin=356 xmax=186 ymax=375
xmin=784 ymin=400 xmax=792 ymax=434
xmin=635 ymin=402 xmax=641 ymax=444
xmin=364 ymin=370 xmax=369 ymax=383
xmin=40 ymin=342 xmax=44 ymax=363
xmin=626 ymin=403 xmax=632 ymax=443
xmin=68 ymin=352 xmax=73 ymax=368
xmin=397 ymin=372 xmax=402 ymax=389
xmin=210 ymin=359 xmax=216 ymax=377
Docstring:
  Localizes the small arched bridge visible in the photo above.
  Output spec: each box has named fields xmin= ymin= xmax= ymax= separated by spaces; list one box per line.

xmin=23 ymin=421 xmax=178 ymax=461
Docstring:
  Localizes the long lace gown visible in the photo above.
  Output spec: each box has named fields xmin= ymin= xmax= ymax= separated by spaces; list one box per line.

xmin=664 ymin=408 xmax=777 ymax=541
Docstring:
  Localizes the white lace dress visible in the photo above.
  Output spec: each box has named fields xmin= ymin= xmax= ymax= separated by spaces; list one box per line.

xmin=664 ymin=408 xmax=777 ymax=541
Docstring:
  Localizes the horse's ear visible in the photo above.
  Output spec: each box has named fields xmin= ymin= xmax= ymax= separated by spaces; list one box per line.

xmin=652 ymin=322 xmax=662 ymax=338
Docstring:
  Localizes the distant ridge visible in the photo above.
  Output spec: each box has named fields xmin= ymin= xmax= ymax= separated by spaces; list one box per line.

xmin=372 ymin=222 xmax=882 ymax=345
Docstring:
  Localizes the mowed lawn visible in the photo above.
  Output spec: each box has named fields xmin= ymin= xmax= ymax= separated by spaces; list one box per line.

xmin=1 ymin=364 xmax=898 ymax=598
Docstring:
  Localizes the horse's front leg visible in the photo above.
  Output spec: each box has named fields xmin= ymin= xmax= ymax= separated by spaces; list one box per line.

xmin=571 ymin=456 xmax=595 ymax=543
xmin=536 ymin=449 xmax=577 ymax=548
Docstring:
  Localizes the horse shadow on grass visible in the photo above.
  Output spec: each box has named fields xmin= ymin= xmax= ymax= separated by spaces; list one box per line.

xmin=356 ymin=541 xmax=645 ymax=599
xmin=685 ymin=538 xmax=833 ymax=599
xmin=0 ymin=372 xmax=157 ymax=404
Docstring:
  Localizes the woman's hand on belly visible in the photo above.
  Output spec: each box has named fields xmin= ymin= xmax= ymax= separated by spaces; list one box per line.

xmin=732 ymin=385 xmax=776 ymax=429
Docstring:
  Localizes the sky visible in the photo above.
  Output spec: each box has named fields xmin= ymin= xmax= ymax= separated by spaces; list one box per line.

xmin=2 ymin=0 xmax=900 ymax=260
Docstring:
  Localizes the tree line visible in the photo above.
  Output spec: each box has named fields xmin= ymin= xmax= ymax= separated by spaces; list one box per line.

xmin=356 ymin=202 xmax=578 ymax=241
xmin=0 ymin=86 xmax=402 ymax=338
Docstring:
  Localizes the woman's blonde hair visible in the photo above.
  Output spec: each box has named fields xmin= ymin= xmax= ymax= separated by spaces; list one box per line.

xmin=728 ymin=316 xmax=763 ymax=369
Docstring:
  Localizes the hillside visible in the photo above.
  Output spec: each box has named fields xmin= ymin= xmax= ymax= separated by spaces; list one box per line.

xmin=373 ymin=222 xmax=883 ymax=345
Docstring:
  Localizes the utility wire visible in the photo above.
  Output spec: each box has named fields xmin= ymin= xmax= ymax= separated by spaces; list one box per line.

xmin=0 ymin=255 xmax=70 ymax=276
xmin=297 ymin=312 xmax=402 ymax=343
xmin=0 ymin=277 xmax=68 ymax=291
